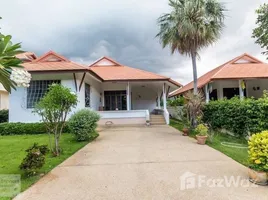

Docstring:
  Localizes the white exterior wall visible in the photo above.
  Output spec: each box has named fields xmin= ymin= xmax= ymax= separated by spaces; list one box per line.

xmin=9 ymin=73 xmax=102 ymax=122
xmin=246 ymin=79 xmax=268 ymax=98
xmin=0 ymin=91 xmax=9 ymax=110
xmin=207 ymin=79 xmax=268 ymax=100
xmin=131 ymin=86 xmax=157 ymax=112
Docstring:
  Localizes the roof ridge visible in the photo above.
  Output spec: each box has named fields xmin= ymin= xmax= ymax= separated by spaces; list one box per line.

xmin=89 ymin=56 xmax=122 ymax=67
xmin=211 ymin=54 xmax=246 ymax=79
xmin=33 ymin=51 xmax=70 ymax=63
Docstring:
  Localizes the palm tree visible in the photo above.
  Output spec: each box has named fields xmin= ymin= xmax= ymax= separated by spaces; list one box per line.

xmin=0 ymin=33 xmax=24 ymax=92
xmin=156 ymin=0 xmax=225 ymax=94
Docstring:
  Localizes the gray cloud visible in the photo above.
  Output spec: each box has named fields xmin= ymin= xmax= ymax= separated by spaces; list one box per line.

xmin=0 ymin=0 xmax=267 ymax=85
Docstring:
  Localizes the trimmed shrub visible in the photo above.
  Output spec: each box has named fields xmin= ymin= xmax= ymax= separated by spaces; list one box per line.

xmin=168 ymin=97 xmax=185 ymax=107
xmin=203 ymin=96 xmax=268 ymax=136
xmin=0 ymin=122 xmax=70 ymax=136
xmin=248 ymin=131 xmax=268 ymax=172
xmin=0 ymin=109 xmax=8 ymax=123
xmin=19 ymin=143 xmax=49 ymax=176
xmin=68 ymin=109 xmax=100 ymax=141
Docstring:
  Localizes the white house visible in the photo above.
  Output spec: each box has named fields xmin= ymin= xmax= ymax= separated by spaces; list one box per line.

xmin=170 ymin=53 xmax=268 ymax=102
xmin=0 ymin=84 xmax=9 ymax=110
xmin=9 ymin=51 xmax=181 ymax=125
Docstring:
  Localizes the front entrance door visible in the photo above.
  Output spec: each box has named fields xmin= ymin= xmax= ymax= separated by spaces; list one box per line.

xmin=104 ymin=91 xmax=127 ymax=110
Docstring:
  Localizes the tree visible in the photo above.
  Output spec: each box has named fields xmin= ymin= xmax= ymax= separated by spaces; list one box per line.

xmin=33 ymin=84 xmax=78 ymax=156
xmin=0 ymin=16 xmax=25 ymax=92
xmin=156 ymin=0 xmax=225 ymax=94
xmin=252 ymin=3 xmax=268 ymax=59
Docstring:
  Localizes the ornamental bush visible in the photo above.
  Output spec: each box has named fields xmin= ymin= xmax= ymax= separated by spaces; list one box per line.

xmin=168 ymin=96 xmax=185 ymax=107
xmin=0 ymin=122 xmax=70 ymax=135
xmin=19 ymin=143 xmax=49 ymax=176
xmin=0 ymin=109 xmax=8 ymax=123
xmin=68 ymin=109 xmax=100 ymax=141
xmin=203 ymin=96 xmax=268 ymax=136
xmin=248 ymin=131 xmax=268 ymax=172
xmin=195 ymin=124 xmax=208 ymax=136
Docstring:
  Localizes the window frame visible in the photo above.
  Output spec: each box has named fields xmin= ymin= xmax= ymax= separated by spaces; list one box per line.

xmin=85 ymin=83 xmax=91 ymax=108
xmin=26 ymin=80 xmax=61 ymax=109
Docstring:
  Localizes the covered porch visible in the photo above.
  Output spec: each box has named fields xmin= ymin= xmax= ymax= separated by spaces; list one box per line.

xmin=203 ymin=78 xmax=268 ymax=103
xmin=97 ymin=81 xmax=178 ymax=125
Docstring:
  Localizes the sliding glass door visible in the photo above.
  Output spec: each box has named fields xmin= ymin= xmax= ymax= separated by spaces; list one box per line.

xmin=104 ymin=91 xmax=127 ymax=111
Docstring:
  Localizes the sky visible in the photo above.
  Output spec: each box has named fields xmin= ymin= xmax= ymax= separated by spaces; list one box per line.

xmin=0 ymin=0 xmax=267 ymax=85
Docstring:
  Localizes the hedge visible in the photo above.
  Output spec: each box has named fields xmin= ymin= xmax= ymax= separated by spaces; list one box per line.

xmin=203 ymin=97 xmax=268 ymax=137
xmin=0 ymin=109 xmax=8 ymax=123
xmin=0 ymin=122 xmax=70 ymax=136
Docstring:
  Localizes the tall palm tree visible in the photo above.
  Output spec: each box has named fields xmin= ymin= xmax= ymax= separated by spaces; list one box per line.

xmin=0 ymin=33 xmax=24 ymax=92
xmin=156 ymin=0 xmax=225 ymax=94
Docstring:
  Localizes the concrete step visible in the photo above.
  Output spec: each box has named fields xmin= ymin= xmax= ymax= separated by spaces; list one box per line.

xmin=150 ymin=114 xmax=166 ymax=125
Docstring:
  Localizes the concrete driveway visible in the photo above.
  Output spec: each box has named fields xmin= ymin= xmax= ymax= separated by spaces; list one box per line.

xmin=15 ymin=126 xmax=268 ymax=200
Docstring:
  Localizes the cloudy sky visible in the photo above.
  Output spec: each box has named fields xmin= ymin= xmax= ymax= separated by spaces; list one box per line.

xmin=0 ymin=0 xmax=267 ymax=85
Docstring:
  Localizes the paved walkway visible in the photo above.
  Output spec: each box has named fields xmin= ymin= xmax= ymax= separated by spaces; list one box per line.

xmin=15 ymin=126 xmax=268 ymax=200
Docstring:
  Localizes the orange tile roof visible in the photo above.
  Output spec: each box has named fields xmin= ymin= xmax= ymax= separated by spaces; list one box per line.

xmin=88 ymin=57 xmax=182 ymax=87
xmin=23 ymin=51 xmax=87 ymax=72
xmin=22 ymin=52 xmax=182 ymax=87
xmin=16 ymin=52 xmax=37 ymax=61
xmin=170 ymin=53 xmax=267 ymax=97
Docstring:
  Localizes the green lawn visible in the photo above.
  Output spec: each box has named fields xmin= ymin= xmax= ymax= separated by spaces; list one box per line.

xmin=170 ymin=119 xmax=248 ymax=166
xmin=0 ymin=133 xmax=89 ymax=199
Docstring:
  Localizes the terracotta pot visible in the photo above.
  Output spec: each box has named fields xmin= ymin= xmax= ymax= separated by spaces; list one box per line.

xmin=196 ymin=135 xmax=208 ymax=145
xmin=182 ymin=128 xmax=189 ymax=136
xmin=248 ymin=168 xmax=268 ymax=186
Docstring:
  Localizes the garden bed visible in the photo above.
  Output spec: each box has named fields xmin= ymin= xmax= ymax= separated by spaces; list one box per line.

xmin=0 ymin=133 xmax=90 ymax=200
xmin=170 ymin=119 xmax=248 ymax=166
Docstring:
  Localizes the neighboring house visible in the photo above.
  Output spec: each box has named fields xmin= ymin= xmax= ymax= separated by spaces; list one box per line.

xmin=0 ymin=84 xmax=8 ymax=110
xmin=9 ymin=51 xmax=181 ymax=125
xmin=170 ymin=53 xmax=268 ymax=102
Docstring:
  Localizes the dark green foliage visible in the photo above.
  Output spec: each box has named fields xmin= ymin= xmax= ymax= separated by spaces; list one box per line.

xmin=0 ymin=109 xmax=8 ymax=123
xmin=168 ymin=97 xmax=184 ymax=107
xmin=203 ymin=96 xmax=268 ymax=136
xmin=252 ymin=3 xmax=268 ymax=59
xmin=19 ymin=143 xmax=49 ymax=176
xmin=68 ymin=109 xmax=100 ymax=141
xmin=0 ymin=122 xmax=70 ymax=135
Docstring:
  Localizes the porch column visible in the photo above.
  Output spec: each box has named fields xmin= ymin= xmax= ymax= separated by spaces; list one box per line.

xmin=126 ymin=82 xmax=131 ymax=110
xmin=239 ymin=80 xmax=244 ymax=100
xmin=163 ymin=83 xmax=167 ymax=110
xmin=157 ymin=93 xmax=161 ymax=108
xmin=205 ymin=84 xmax=209 ymax=103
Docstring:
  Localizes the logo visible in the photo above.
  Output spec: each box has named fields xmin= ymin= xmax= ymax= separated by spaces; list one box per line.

xmin=179 ymin=171 xmax=258 ymax=190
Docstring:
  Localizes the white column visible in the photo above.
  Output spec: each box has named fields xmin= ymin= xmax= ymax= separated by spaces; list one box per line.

xmin=126 ymin=82 xmax=131 ymax=110
xmin=205 ymin=84 xmax=209 ymax=103
xmin=157 ymin=93 xmax=161 ymax=108
xmin=239 ymin=80 xmax=244 ymax=100
xmin=163 ymin=83 xmax=167 ymax=110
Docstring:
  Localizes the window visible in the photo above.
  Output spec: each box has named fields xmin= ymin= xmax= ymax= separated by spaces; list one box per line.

xmin=85 ymin=83 xmax=91 ymax=107
xmin=27 ymin=80 xmax=60 ymax=108
xmin=104 ymin=91 xmax=126 ymax=110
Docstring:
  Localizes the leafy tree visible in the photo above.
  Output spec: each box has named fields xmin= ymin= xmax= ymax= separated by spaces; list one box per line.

xmin=252 ymin=3 xmax=268 ymax=59
xmin=0 ymin=17 xmax=24 ymax=92
xmin=156 ymin=0 xmax=225 ymax=94
xmin=34 ymin=84 xmax=78 ymax=156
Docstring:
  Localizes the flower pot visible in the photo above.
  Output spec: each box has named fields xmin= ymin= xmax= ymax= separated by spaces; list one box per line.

xmin=248 ymin=168 xmax=268 ymax=186
xmin=182 ymin=128 xmax=189 ymax=136
xmin=196 ymin=135 xmax=208 ymax=145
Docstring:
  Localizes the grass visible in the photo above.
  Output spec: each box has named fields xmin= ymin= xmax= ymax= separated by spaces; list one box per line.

xmin=170 ymin=118 xmax=248 ymax=166
xmin=0 ymin=133 xmax=89 ymax=199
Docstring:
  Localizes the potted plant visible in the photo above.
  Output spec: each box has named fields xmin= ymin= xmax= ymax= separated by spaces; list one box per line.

xmin=195 ymin=123 xmax=208 ymax=145
xmin=248 ymin=131 xmax=268 ymax=185
xmin=182 ymin=120 xmax=190 ymax=136
xmin=146 ymin=120 xmax=150 ymax=126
